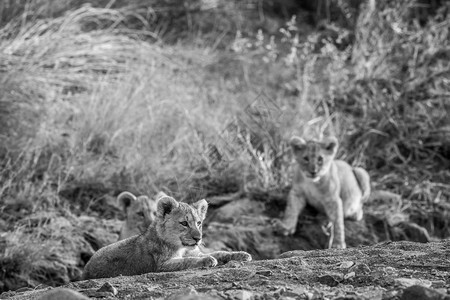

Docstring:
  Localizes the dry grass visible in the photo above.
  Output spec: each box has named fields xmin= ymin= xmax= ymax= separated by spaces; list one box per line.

xmin=0 ymin=0 xmax=449 ymax=292
xmin=0 ymin=3 xmax=300 ymax=289
xmin=339 ymin=1 xmax=449 ymax=195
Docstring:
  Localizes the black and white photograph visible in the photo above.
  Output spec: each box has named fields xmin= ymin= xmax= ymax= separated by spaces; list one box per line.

xmin=0 ymin=0 xmax=449 ymax=299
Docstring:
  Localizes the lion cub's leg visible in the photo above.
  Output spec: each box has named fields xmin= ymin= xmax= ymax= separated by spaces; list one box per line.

xmin=273 ymin=188 xmax=307 ymax=236
xmin=205 ymin=251 xmax=252 ymax=264
xmin=324 ymin=196 xmax=346 ymax=249
xmin=159 ymin=256 xmax=218 ymax=272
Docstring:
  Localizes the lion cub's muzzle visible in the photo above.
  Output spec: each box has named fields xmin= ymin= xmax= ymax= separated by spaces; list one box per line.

xmin=181 ymin=231 xmax=202 ymax=247
xmin=307 ymin=171 xmax=318 ymax=178
xmin=183 ymin=238 xmax=201 ymax=247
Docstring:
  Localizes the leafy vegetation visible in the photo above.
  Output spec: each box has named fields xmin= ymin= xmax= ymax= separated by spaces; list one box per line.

xmin=0 ymin=0 xmax=448 ymax=292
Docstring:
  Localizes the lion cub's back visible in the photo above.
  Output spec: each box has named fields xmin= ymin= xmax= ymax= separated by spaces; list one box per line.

xmin=83 ymin=235 xmax=156 ymax=279
xmin=334 ymin=159 xmax=369 ymax=213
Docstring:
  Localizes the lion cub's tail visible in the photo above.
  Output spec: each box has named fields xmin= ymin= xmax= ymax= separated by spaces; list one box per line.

xmin=352 ymin=167 xmax=371 ymax=203
xmin=368 ymin=190 xmax=402 ymax=202
xmin=353 ymin=167 xmax=402 ymax=203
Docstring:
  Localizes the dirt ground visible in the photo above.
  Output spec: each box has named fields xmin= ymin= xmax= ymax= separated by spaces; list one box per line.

xmin=2 ymin=239 xmax=449 ymax=300
xmin=1 ymin=192 xmax=443 ymax=296
xmin=198 ymin=195 xmax=436 ymax=260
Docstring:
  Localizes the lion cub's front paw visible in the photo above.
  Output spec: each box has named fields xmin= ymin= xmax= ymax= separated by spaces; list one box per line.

xmin=201 ymin=256 xmax=218 ymax=268
xmin=330 ymin=242 xmax=346 ymax=249
xmin=230 ymin=251 xmax=252 ymax=262
xmin=272 ymin=219 xmax=295 ymax=236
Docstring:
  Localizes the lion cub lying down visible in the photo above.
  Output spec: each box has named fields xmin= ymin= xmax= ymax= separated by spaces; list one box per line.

xmin=274 ymin=136 xmax=371 ymax=249
xmin=83 ymin=193 xmax=252 ymax=279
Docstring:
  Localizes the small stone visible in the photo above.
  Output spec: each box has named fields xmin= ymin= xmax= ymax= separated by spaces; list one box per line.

xmin=395 ymin=278 xmax=432 ymax=288
xmin=344 ymin=272 xmax=355 ymax=280
xmin=272 ymin=287 xmax=285 ymax=298
xmin=146 ymin=285 xmax=159 ymax=292
xmin=37 ymin=288 xmax=89 ymax=300
xmin=358 ymin=289 xmax=383 ymax=300
xmin=256 ymin=270 xmax=273 ymax=277
xmin=383 ymin=266 xmax=397 ymax=276
xmin=278 ymin=250 xmax=306 ymax=259
xmin=96 ymin=282 xmax=118 ymax=296
xmin=349 ymin=263 xmax=371 ymax=275
xmin=432 ymin=281 xmax=446 ymax=288
xmin=317 ymin=275 xmax=340 ymax=287
xmin=309 ymin=290 xmax=324 ymax=300
xmin=226 ymin=290 xmax=253 ymax=300
xmin=338 ymin=261 xmax=355 ymax=269
xmin=400 ymin=285 xmax=447 ymax=300
xmin=384 ymin=290 xmax=401 ymax=299
xmin=167 ymin=287 xmax=198 ymax=300
xmin=283 ymin=291 xmax=306 ymax=299
xmin=288 ymin=274 xmax=300 ymax=280
xmin=305 ymin=291 xmax=315 ymax=300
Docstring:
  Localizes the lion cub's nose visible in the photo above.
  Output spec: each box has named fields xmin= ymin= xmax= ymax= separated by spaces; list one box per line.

xmin=192 ymin=236 xmax=201 ymax=244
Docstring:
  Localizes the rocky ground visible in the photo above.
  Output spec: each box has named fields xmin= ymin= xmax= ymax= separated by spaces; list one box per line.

xmin=1 ymin=192 xmax=441 ymax=295
xmin=2 ymin=239 xmax=450 ymax=300
xmin=200 ymin=194 xmax=434 ymax=260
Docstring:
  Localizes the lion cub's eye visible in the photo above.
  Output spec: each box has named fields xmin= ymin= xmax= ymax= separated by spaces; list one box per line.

xmin=197 ymin=221 xmax=202 ymax=227
xmin=180 ymin=221 xmax=188 ymax=227
xmin=318 ymin=156 xmax=323 ymax=165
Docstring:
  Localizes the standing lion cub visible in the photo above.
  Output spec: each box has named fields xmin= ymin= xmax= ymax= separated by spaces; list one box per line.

xmin=83 ymin=193 xmax=251 ymax=279
xmin=274 ymin=136 xmax=371 ymax=249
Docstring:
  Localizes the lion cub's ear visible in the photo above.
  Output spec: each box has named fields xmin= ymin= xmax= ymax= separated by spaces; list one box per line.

xmin=157 ymin=195 xmax=179 ymax=219
xmin=155 ymin=191 xmax=169 ymax=202
xmin=290 ymin=136 xmax=307 ymax=153
xmin=117 ymin=191 xmax=137 ymax=213
xmin=322 ymin=136 xmax=338 ymax=154
xmin=191 ymin=199 xmax=208 ymax=220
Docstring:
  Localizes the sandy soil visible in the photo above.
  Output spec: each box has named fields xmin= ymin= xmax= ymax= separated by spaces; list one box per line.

xmin=3 ymin=239 xmax=449 ymax=300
